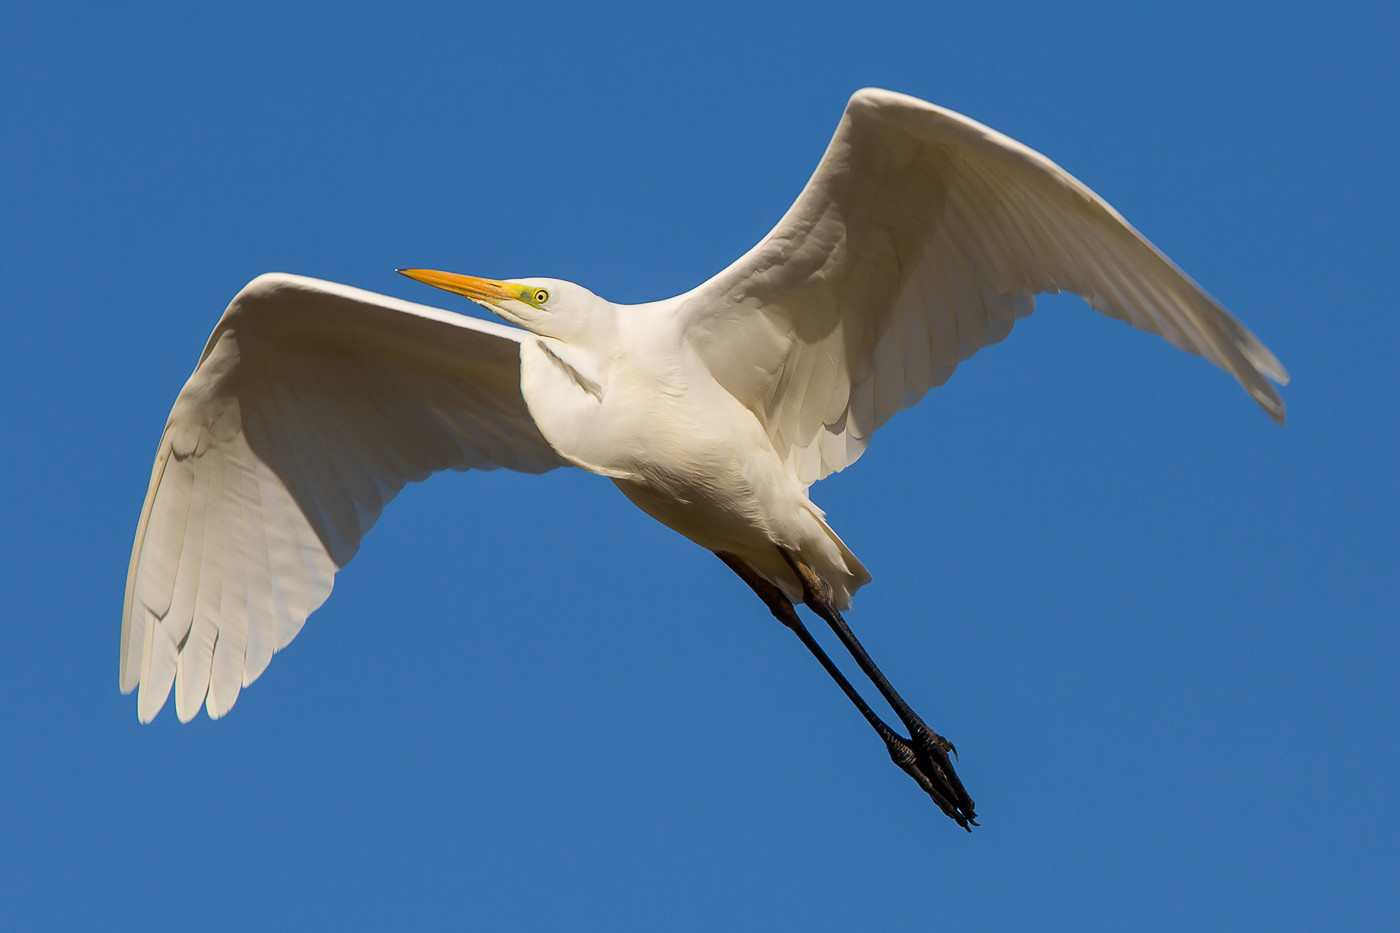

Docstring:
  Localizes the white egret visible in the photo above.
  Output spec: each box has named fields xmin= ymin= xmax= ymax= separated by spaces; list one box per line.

xmin=123 ymin=88 xmax=1287 ymax=829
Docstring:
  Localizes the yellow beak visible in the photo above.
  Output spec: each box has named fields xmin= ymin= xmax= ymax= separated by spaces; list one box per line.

xmin=397 ymin=268 xmax=520 ymax=306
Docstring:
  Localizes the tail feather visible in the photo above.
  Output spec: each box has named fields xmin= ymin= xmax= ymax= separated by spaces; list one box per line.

xmin=803 ymin=503 xmax=871 ymax=611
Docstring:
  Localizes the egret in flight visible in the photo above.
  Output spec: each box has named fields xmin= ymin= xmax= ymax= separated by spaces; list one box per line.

xmin=123 ymin=89 xmax=1286 ymax=830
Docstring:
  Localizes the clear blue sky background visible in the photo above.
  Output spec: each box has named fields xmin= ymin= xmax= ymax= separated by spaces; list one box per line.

xmin=3 ymin=1 xmax=1395 ymax=929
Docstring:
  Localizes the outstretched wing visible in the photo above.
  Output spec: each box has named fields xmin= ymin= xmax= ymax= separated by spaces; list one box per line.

xmin=122 ymin=273 xmax=564 ymax=722
xmin=679 ymin=88 xmax=1288 ymax=485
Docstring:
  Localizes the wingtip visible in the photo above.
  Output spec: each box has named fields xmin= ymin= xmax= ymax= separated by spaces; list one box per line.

xmin=1257 ymin=390 xmax=1287 ymax=426
xmin=136 ymin=677 xmax=174 ymax=725
xmin=205 ymin=678 xmax=241 ymax=720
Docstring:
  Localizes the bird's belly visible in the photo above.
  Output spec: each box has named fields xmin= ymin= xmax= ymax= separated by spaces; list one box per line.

xmin=539 ymin=371 xmax=799 ymax=554
xmin=519 ymin=337 xmax=863 ymax=601
xmin=609 ymin=429 xmax=870 ymax=610
xmin=607 ymin=402 xmax=797 ymax=554
xmin=610 ymin=449 xmax=780 ymax=557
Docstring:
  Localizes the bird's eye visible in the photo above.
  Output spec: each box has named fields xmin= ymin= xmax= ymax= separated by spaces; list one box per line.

xmin=533 ymin=288 xmax=550 ymax=305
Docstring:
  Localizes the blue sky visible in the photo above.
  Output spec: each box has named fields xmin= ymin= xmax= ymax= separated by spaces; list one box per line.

xmin=3 ymin=1 xmax=1396 ymax=929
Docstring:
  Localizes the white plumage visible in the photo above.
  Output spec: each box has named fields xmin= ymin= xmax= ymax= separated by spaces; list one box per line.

xmin=122 ymin=277 xmax=561 ymax=722
xmin=123 ymin=88 xmax=1286 ymax=750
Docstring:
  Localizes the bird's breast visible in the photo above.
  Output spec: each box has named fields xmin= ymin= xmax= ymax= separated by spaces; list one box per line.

xmin=520 ymin=336 xmax=747 ymax=477
xmin=520 ymin=336 xmax=809 ymax=556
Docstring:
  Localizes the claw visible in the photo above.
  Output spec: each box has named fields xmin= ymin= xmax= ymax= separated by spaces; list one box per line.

xmin=886 ymin=732 xmax=978 ymax=829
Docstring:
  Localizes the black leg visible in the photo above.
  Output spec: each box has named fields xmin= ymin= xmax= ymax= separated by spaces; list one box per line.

xmin=716 ymin=552 xmax=978 ymax=830
xmin=777 ymin=548 xmax=977 ymax=828
xmin=716 ymin=553 xmax=906 ymax=744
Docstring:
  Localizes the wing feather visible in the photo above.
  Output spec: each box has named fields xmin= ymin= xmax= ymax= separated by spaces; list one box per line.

xmin=234 ymin=437 xmax=278 ymax=688
xmin=680 ymin=88 xmax=1287 ymax=484
xmin=123 ymin=273 xmax=564 ymax=721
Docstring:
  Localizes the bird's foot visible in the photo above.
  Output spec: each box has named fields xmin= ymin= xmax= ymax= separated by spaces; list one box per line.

xmin=885 ymin=726 xmax=978 ymax=830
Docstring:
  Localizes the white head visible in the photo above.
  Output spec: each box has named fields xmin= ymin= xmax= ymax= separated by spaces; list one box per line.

xmin=398 ymin=269 xmax=616 ymax=346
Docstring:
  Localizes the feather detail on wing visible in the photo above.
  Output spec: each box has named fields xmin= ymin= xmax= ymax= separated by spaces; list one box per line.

xmin=121 ymin=274 xmax=563 ymax=722
xmin=680 ymin=88 xmax=1287 ymax=485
